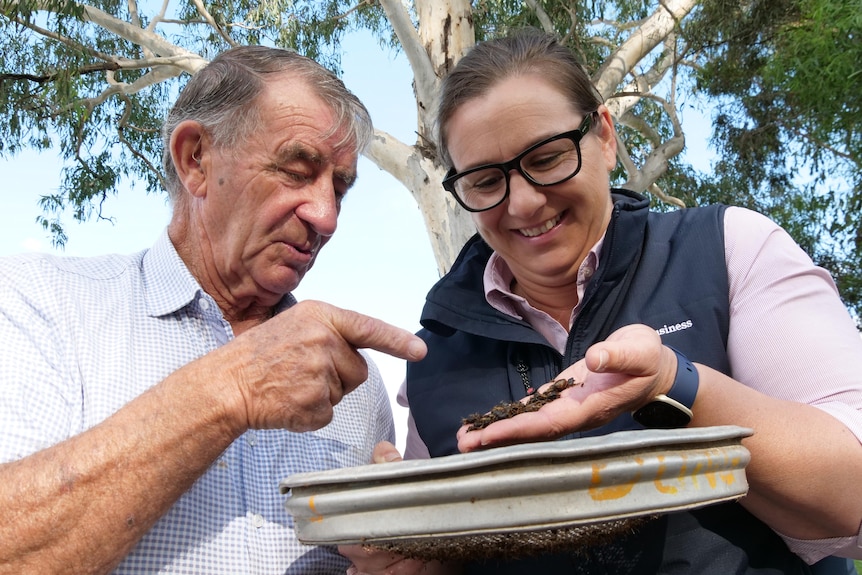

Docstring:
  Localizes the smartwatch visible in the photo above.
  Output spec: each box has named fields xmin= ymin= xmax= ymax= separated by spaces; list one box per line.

xmin=632 ymin=347 xmax=699 ymax=429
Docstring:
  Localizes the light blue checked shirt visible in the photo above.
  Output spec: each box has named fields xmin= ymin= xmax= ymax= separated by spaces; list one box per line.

xmin=0 ymin=230 xmax=394 ymax=574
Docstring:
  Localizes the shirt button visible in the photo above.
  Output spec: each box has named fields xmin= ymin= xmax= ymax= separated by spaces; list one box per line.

xmin=246 ymin=431 xmax=257 ymax=446
xmin=252 ymin=514 xmax=265 ymax=528
xmin=198 ymin=298 xmax=210 ymax=311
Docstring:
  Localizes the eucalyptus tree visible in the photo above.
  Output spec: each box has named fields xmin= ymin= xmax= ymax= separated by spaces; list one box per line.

xmin=682 ymin=0 xmax=862 ymax=317
xmin=2 ymin=0 xmax=861 ymax=321
xmin=0 ymin=0 xmax=698 ymax=272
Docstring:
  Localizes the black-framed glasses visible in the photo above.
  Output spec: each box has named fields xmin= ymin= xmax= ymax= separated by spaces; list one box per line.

xmin=442 ymin=111 xmax=597 ymax=213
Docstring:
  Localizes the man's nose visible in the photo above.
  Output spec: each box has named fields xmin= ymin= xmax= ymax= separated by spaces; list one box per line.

xmin=296 ymin=180 xmax=339 ymax=237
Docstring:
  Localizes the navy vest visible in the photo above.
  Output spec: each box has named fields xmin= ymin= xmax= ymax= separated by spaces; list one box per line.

xmin=407 ymin=190 xmax=812 ymax=574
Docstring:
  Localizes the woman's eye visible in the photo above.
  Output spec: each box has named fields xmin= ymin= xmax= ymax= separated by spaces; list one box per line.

xmin=526 ymin=152 xmax=564 ymax=171
xmin=465 ymin=170 xmax=504 ymax=192
xmin=474 ymin=177 xmax=500 ymax=190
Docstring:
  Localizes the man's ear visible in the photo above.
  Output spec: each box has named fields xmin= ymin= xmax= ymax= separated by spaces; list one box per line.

xmin=170 ymin=120 xmax=209 ymax=198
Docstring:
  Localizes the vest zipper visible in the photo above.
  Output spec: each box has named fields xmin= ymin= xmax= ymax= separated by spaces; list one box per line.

xmin=515 ymin=357 xmax=533 ymax=395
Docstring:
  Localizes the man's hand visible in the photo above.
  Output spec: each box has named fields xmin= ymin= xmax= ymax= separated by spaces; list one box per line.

xmin=456 ymin=324 xmax=677 ymax=452
xmin=202 ymin=300 xmax=426 ymax=434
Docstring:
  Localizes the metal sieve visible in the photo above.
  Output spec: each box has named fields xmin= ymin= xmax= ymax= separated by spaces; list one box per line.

xmin=281 ymin=426 xmax=752 ymax=561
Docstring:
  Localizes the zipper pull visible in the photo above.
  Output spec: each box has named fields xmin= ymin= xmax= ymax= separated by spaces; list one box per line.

xmin=515 ymin=360 xmax=533 ymax=395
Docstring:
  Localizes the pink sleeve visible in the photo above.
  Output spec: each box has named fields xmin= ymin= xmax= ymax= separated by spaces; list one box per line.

xmin=396 ymin=379 xmax=431 ymax=460
xmin=725 ymin=206 xmax=862 ymax=560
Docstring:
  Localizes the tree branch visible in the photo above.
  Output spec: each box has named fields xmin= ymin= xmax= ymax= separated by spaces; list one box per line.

xmin=612 ymin=90 xmax=686 ymax=201
xmin=2 ymin=13 xmax=189 ymax=119
xmin=614 ymin=130 xmax=641 ymax=182
xmin=116 ymin=94 xmax=168 ymax=191
xmin=593 ymin=0 xmax=696 ymax=99
xmin=649 ymin=182 xmax=685 ymax=208
xmin=334 ymin=0 xmax=372 ymax=21
xmin=5 ymin=0 xmax=206 ymax=72
xmin=364 ymin=128 xmax=419 ymax=190
xmin=1 ymin=62 xmax=119 ymax=83
xmin=62 ymin=64 xmax=182 ymax=116
xmin=524 ymin=0 xmax=554 ymax=34
xmin=189 ymin=0 xmax=237 ymax=47
xmin=146 ymin=0 xmax=170 ymax=35
xmin=127 ymin=0 xmax=141 ymax=29
xmin=379 ymin=0 xmax=437 ymax=108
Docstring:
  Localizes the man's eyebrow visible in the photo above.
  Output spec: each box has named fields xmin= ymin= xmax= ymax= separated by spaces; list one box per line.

xmin=335 ymin=167 xmax=357 ymax=188
xmin=276 ymin=142 xmax=323 ymax=166
xmin=275 ymin=143 xmax=356 ymax=186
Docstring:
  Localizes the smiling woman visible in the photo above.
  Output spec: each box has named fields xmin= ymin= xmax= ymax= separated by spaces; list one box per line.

xmin=378 ymin=29 xmax=862 ymax=575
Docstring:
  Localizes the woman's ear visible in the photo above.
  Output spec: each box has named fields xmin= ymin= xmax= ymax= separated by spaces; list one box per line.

xmin=169 ymin=120 xmax=208 ymax=198
xmin=594 ymin=105 xmax=619 ymax=171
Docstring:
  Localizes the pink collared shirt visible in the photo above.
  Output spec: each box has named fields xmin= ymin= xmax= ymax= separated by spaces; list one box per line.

xmin=400 ymin=206 xmax=862 ymax=561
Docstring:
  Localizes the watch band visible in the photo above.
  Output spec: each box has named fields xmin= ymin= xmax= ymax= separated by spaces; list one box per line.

xmin=664 ymin=346 xmax=699 ymax=410
xmin=631 ymin=347 xmax=699 ymax=429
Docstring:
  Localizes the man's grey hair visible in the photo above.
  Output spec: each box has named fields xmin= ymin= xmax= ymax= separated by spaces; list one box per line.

xmin=161 ymin=45 xmax=373 ymax=201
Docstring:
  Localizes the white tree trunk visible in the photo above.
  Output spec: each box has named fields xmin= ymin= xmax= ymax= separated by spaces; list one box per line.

xmin=371 ymin=0 xmax=477 ymax=275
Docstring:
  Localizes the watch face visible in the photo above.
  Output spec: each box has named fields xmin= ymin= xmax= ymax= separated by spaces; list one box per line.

xmin=633 ymin=399 xmax=692 ymax=429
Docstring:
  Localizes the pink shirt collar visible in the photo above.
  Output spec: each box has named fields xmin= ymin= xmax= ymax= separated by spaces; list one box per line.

xmin=483 ymin=235 xmax=605 ymax=353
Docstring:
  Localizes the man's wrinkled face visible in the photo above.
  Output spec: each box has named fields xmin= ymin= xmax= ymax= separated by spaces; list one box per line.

xmin=198 ymin=74 xmax=359 ymax=306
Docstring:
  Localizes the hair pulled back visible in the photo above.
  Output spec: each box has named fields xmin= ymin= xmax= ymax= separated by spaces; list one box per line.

xmin=436 ymin=29 xmax=602 ymax=168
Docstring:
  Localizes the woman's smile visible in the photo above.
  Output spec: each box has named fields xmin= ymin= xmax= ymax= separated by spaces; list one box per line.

xmin=516 ymin=211 xmax=564 ymax=238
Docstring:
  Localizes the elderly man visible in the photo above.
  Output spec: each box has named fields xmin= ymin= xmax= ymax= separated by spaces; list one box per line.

xmin=0 ymin=46 xmax=425 ymax=574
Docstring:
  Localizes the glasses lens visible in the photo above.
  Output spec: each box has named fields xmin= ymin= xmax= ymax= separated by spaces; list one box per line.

xmin=521 ymin=138 xmax=581 ymax=185
xmin=452 ymin=167 xmax=507 ymax=211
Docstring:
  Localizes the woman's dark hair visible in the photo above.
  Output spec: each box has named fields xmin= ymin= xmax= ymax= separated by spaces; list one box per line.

xmin=436 ymin=29 xmax=603 ymax=167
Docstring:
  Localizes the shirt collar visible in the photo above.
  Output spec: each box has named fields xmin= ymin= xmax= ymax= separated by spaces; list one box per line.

xmin=143 ymin=229 xmax=204 ymax=318
xmin=484 ymin=234 xmax=605 ymax=320
xmin=142 ymin=229 xmax=298 ymax=318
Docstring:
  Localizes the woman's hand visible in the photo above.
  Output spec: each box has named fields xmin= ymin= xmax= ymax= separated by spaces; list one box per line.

xmin=457 ymin=324 xmax=678 ymax=452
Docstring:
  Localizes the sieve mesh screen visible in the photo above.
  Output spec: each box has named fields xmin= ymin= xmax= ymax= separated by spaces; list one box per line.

xmin=365 ymin=516 xmax=656 ymax=562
